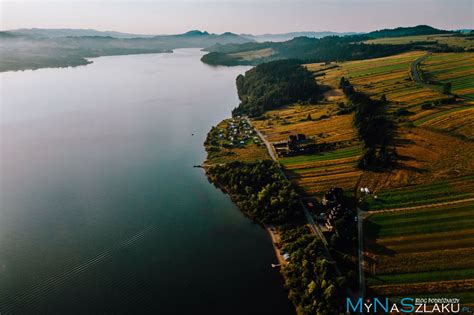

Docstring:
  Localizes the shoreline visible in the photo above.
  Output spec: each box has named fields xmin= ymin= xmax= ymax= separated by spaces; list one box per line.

xmin=266 ymin=226 xmax=287 ymax=267
xmin=0 ymin=50 xmax=173 ymax=74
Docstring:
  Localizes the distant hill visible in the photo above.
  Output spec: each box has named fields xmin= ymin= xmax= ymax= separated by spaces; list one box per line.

xmin=201 ymin=25 xmax=455 ymax=66
xmin=241 ymin=31 xmax=360 ymax=42
xmin=366 ymin=25 xmax=452 ymax=39
xmin=456 ymin=29 xmax=473 ymax=34
xmin=0 ymin=29 xmax=253 ymax=72
xmin=4 ymin=28 xmax=155 ymax=39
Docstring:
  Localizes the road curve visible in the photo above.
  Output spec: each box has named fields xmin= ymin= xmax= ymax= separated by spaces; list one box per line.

xmin=410 ymin=52 xmax=474 ymax=101
xmin=410 ymin=52 xmax=432 ymax=85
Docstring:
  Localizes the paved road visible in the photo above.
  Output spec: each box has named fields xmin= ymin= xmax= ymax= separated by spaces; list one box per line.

xmin=410 ymin=52 xmax=432 ymax=85
xmin=357 ymin=208 xmax=366 ymax=298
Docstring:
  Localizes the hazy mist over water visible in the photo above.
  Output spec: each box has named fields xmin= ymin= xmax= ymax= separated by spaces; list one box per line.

xmin=0 ymin=49 xmax=294 ymax=314
xmin=2 ymin=0 xmax=472 ymax=34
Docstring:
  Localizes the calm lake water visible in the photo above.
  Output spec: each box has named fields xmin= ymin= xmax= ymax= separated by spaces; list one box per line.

xmin=0 ymin=49 xmax=294 ymax=314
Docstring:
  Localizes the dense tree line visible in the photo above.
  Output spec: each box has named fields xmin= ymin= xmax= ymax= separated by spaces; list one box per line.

xmin=201 ymin=25 xmax=453 ymax=66
xmin=202 ymin=36 xmax=413 ymax=66
xmin=279 ymin=225 xmax=346 ymax=315
xmin=321 ymin=188 xmax=359 ymax=292
xmin=340 ymin=77 xmax=397 ymax=171
xmin=206 ymin=160 xmax=301 ymax=224
xmin=200 ymin=51 xmax=244 ymax=66
xmin=233 ymin=60 xmax=319 ymax=117
xmin=270 ymin=36 xmax=410 ymax=63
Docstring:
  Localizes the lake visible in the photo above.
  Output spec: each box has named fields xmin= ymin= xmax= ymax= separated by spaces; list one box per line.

xmin=0 ymin=49 xmax=294 ymax=314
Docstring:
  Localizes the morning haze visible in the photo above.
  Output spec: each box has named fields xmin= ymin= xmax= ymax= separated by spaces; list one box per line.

xmin=2 ymin=0 xmax=474 ymax=314
xmin=2 ymin=0 xmax=472 ymax=34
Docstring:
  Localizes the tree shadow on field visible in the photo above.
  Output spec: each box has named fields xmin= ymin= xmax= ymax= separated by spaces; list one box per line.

xmin=393 ymin=137 xmax=415 ymax=147
xmin=364 ymin=219 xmax=396 ymax=257
xmin=393 ymin=154 xmax=428 ymax=173
xmin=284 ymin=168 xmax=302 ymax=180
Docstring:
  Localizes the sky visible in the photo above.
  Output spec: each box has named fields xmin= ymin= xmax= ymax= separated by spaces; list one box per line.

xmin=1 ymin=0 xmax=473 ymax=34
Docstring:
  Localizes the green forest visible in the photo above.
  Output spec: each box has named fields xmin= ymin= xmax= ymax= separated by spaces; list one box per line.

xmin=206 ymin=160 xmax=301 ymax=224
xmin=279 ymin=224 xmax=343 ymax=315
xmin=233 ymin=60 xmax=319 ymax=117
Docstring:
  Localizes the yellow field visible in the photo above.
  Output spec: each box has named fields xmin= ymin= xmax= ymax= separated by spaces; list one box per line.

xmin=365 ymin=200 xmax=474 ymax=301
xmin=251 ymin=99 xmax=362 ymax=195
xmin=364 ymin=34 xmax=474 ymax=49
xmin=337 ymin=51 xmax=474 ymax=300
xmin=230 ymin=48 xmax=275 ymax=61
xmin=305 ymin=51 xmax=474 ymax=192
xmin=284 ymin=151 xmax=362 ymax=195
xmin=420 ymin=106 xmax=474 ymax=140
xmin=249 ymin=49 xmax=474 ymax=301
xmin=253 ymin=51 xmax=474 ymax=195
xmin=332 ymin=51 xmax=449 ymax=114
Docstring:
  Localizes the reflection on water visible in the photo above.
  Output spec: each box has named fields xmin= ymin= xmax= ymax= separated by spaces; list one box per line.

xmin=0 ymin=49 xmax=294 ymax=314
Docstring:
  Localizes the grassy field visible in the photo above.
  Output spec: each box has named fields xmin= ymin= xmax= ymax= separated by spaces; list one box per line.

xmin=251 ymin=103 xmax=353 ymax=143
xmin=248 ymin=50 xmax=474 ymax=298
xmin=366 ymin=175 xmax=474 ymax=210
xmin=368 ymin=202 xmax=474 ymax=237
xmin=307 ymin=52 xmax=474 ymax=192
xmin=420 ymin=52 xmax=474 ymax=99
xmin=368 ymin=268 xmax=474 ymax=286
xmin=250 ymin=90 xmax=362 ymax=195
xmin=306 ymin=51 xmax=474 ymax=299
xmin=280 ymin=146 xmax=361 ymax=165
xmin=281 ymin=146 xmax=362 ymax=195
xmin=250 ymin=51 xmax=474 ymax=195
xmin=418 ymin=106 xmax=474 ymax=140
xmin=334 ymin=51 xmax=450 ymax=114
xmin=364 ymin=34 xmax=474 ymax=50
xmin=230 ymin=48 xmax=274 ymax=61
xmin=365 ymin=200 xmax=474 ymax=296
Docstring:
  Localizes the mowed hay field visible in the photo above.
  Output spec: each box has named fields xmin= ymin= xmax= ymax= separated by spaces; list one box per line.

xmin=310 ymin=51 xmax=474 ymax=191
xmin=421 ymin=52 xmax=474 ymax=99
xmin=417 ymin=105 xmax=474 ymax=140
xmin=320 ymin=51 xmax=474 ymax=302
xmin=364 ymin=200 xmax=474 ymax=304
xmin=364 ymin=34 xmax=474 ymax=50
xmin=281 ymin=146 xmax=363 ymax=196
xmin=251 ymin=99 xmax=362 ymax=196
xmin=252 ymin=51 xmax=474 ymax=194
xmin=249 ymin=61 xmax=363 ymax=197
xmin=335 ymin=51 xmax=449 ymax=115
xmin=366 ymin=174 xmax=474 ymax=210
